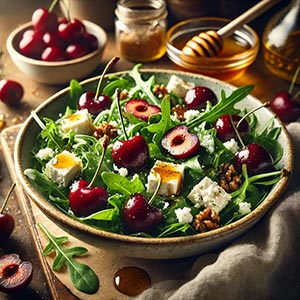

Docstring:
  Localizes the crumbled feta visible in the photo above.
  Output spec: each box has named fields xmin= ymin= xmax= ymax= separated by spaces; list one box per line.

xmin=200 ymin=134 xmax=215 ymax=154
xmin=238 ymin=202 xmax=252 ymax=215
xmin=113 ymin=164 xmax=128 ymax=177
xmin=184 ymin=109 xmax=201 ymax=122
xmin=36 ymin=147 xmax=54 ymax=160
xmin=44 ymin=150 xmax=82 ymax=187
xmin=147 ymin=160 xmax=185 ymax=196
xmin=61 ymin=109 xmax=93 ymax=135
xmin=175 ymin=207 xmax=193 ymax=224
xmin=187 ymin=176 xmax=231 ymax=213
xmin=166 ymin=75 xmax=195 ymax=98
xmin=223 ymin=138 xmax=239 ymax=153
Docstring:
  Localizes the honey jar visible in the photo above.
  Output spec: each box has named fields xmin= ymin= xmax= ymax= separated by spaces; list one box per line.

xmin=115 ymin=0 xmax=168 ymax=62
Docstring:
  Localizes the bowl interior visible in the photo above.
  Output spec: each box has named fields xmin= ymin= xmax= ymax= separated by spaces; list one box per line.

xmin=14 ymin=69 xmax=293 ymax=258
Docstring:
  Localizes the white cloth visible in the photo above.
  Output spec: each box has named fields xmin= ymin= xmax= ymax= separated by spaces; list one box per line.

xmin=139 ymin=123 xmax=300 ymax=300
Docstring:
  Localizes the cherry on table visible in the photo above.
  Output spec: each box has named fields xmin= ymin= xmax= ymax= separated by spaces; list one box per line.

xmin=69 ymin=179 xmax=108 ymax=217
xmin=234 ymin=143 xmax=274 ymax=176
xmin=123 ymin=193 xmax=163 ymax=234
xmin=184 ymin=86 xmax=217 ymax=110
xmin=0 ymin=253 xmax=33 ymax=293
xmin=270 ymin=91 xmax=300 ymax=123
xmin=0 ymin=80 xmax=24 ymax=106
xmin=161 ymin=125 xmax=200 ymax=159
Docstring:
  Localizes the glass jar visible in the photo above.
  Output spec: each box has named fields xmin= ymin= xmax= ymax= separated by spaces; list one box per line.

xmin=115 ymin=0 xmax=168 ymax=62
xmin=262 ymin=0 xmax=300 ymax=83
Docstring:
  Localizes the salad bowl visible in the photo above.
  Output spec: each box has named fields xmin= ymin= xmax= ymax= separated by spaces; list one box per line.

xmin=14 ymin=68 xmax=293 ymax=259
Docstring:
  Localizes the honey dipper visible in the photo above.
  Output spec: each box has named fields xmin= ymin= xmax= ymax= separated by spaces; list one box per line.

xmin=182 ymin=0 xmax=280 ymax=57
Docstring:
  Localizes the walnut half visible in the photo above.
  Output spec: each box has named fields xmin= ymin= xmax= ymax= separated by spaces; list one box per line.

xmin=193 ymin=207 xmax=220 ymax=233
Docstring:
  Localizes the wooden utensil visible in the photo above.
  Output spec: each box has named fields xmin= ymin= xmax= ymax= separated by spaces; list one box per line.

xmin=182 ymin=0 xmax=281 ymax=57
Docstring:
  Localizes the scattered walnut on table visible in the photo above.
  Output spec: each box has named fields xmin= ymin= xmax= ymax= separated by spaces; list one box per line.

xmin=193 ymin=207 xmax=221 ymax=233
xmin=218 ymin=162 xmax=243 ymax=193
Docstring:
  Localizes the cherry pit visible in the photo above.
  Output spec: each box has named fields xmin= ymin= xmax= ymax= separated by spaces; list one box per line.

xmin=18 ymin=1 xmax=98 ymax=61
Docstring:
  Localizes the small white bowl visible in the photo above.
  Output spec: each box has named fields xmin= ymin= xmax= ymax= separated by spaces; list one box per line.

xmin=6 ymin=20 xmax=107 ymax=85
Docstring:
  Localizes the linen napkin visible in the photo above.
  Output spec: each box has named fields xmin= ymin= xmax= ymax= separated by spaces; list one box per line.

xmin=138 ymin=122 xmax=300 ymax=300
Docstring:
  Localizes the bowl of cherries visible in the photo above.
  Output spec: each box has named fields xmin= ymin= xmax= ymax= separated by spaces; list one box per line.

xmin=14 ymin=61 xmax=293 ymax=259
xmin=6 ymin=6 xmax=107 ymax=85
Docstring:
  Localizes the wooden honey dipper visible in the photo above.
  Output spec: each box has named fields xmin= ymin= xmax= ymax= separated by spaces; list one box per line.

xmin=182 ymin=0 xmax=281 ymax=57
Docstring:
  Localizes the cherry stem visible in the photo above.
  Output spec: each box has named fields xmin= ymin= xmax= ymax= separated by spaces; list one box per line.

xmin=230 ymin=114 xmax=245 ymax=148
xmin=88 ymin=136 xmax=109 ymax=188
xmin=116 ymin=88 xmax=129 ymax=141
xmin=49 ymin=0 xmax=60 ymax=12
xmin=0 ymin=183 xmax=16 ymax=214
xmin=289 ymin=67 xmax=300 ymax=95
xmin=148 ymin=175 xmax=162 ymax=206
xmin=95 ymin=57 xmax=120 ymax=100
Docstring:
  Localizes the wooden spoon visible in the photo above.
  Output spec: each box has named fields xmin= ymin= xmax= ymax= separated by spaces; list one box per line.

xmin=182 ymin=0 xmax=281 ymax=57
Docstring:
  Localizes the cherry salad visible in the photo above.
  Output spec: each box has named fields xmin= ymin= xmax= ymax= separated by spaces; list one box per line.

xmin=25 ymin=65 xmax=286 ymax=238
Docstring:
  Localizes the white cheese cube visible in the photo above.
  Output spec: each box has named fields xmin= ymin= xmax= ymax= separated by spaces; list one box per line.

xmin=175 ymin=207 xmax=193 ymax=224
xmin=44 ymin=150 xmax=82 ymax=187
xmin=147 ymin=160 xmax=185 ymax=196
xmin=166 ymin=75 xmax=195 ymax=98
xmin=61 ymin=109 xmax=93 ymax=135
xmin=187 ymin=176 xmax=231 ymax=214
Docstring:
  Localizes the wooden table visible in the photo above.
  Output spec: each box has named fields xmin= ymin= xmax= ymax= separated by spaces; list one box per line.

xmin=0 ymin=0 xmax=292 ymax=299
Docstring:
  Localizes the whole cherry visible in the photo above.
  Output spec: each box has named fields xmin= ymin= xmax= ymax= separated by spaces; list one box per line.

xmin=184 ymin=86 xmax=217 ymax=110
xmin=31 ymin=8 xmax=58 ymax=33
xmin=0 ymin=253 xmax=33 ymax=293
xmin=0 ymin=80 xmax=24 ymax=106
xmin=234 ymin=143 xmax=274 ymax=176
xmin=78 ymin=57 xmax=119 ymax=114
xmin=214 ymin=114 xmax=250 ymax=142
xmin=69 ymin=137 xmax=109 ymax=217
xmin=0 ymin=184 xmax=16 ymax=240
xmin=41 ymin=46 xmax=66 ymax=61
xmin=270 ymin=67 xmax=300 ymax=123
xmin=123 ymin=193 xmax=163 ymax=234
xmin=18 ymin=30 xmax=46 ymax=59
xmin=58 ymin=18 xmax=86 ymax=43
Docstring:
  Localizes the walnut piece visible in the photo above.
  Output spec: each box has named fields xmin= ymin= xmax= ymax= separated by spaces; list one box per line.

xmin=93 ymin=122 xmax=118 ymax=141
xmin=218 ymin=163 xmax=242 ymax=193
xmin=193 ymin=207 xmax=220 ymax=233
xmin=153 ymin=84 xmax=169 ymax=99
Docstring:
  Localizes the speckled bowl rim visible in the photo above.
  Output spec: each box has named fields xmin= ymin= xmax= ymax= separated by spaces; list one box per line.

xmin=14 ymin=69 xmax=293 ymax=249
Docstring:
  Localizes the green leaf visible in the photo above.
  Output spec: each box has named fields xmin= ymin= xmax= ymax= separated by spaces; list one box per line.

xmin=38 ymin=224 xmax=99 ymax=294
xmin=69 ymin=79 xmax=83 ymax=110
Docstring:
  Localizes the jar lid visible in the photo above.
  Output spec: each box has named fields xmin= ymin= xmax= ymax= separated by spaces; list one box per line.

xmin=115 ymin=0 xmax=167 ymax=23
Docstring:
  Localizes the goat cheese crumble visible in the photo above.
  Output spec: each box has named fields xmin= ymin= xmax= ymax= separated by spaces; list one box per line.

xmin=175 ymin=207 xmax=193 ymax=224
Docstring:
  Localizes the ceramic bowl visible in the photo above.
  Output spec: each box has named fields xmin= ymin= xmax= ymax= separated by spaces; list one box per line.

xmin=166 ymin=17 xmax=259 ymax=82
xmin=14 ymin=70 xmax=293 ymax=259
xmin=6 ymin=20 xmax=107 ymax=85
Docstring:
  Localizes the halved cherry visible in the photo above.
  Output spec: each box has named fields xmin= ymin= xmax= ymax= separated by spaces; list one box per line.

xmin=124 ymin=99 xmax=161 ymax=122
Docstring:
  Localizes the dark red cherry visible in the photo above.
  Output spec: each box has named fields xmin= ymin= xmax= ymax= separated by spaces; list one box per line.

xmin=82 ymin=33 xmax=98 ymax=51
xmin=31 ymin=8 xmax=58 ymax=33
xmin=234 ymin=143 xmax=274 ymax=176
xmin=58 ymin=19 xmax=86 ymax=43
xmin=112 ymin=135 xmax=150 ymax=172
xmin=65 ymin=43 xmax=90 ymax=59
xmin=0 ymin=254 xmax=33 ymax=293
xmin=18 ymin=31 xmax=46 ymax=59
xmin=161 ymin=125 xmax=200 ymax=159
xmin=78 ymin=91 xmax=112 ymax=115
xmin=270 ymin=91 xmax=300 ymax=123
xmin=214 ymin=114 xmax=250 ymax=142
xmin=42 ymin=32 xmax=65 ymax=48
xmin=184 ymin=86 xmax=217 ymax=110
xmin=69 ymin=179 xmax=108 ymax=217
xmin=0 ymin=213 xmax=14 ymax=240
xmin=124 ymin=99 xmax=161 ymax=121
xmin=123 ymin=193 xmax=163 ymax=234
xmin=41 ymin=46 xmax=66 ymax=61
xmin=0 ymin=80 xmax=24 ymax=106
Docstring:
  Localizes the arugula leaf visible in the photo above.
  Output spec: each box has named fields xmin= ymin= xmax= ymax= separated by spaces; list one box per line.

xmin=128 ymin=64 xmax=160 ymax=105
xmin=69 ymin=79 xmax=83 ymax=110
xmin=186 ymin=85 xmax=254 ymax=128
xmin=102 ymin=172 xmax=145 ymax=197
xmin=38 ymin=224 xmax=99 ymax=294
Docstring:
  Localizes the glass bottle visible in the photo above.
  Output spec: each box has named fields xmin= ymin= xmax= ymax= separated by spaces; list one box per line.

xmin=115 ymin=0 xmax=168 ymax=62
xmin=262 ymin=0 xmax=300 ymax=83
